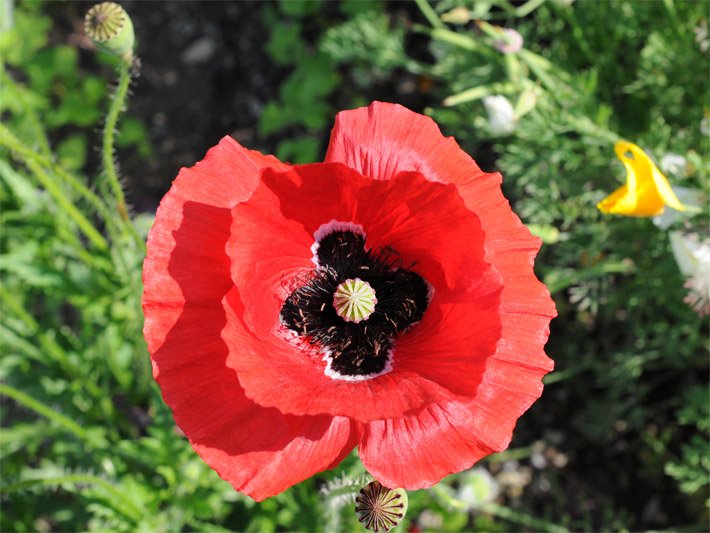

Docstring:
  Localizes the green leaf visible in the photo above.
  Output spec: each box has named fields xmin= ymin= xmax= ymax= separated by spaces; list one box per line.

xmin=57 ymin=134 xmax=88 ymax=171
xmin=278 ymin=0 xmax=322 ymax=17
xmin=265 ymin=22 xmax=305 ymax=65
xmin=0 ymin=7 xmax=51 ymax=67
xmin=276 ymin=136 xmax=321 ymax=164
xmin=117 ymin=116 xmax=152 ymax=158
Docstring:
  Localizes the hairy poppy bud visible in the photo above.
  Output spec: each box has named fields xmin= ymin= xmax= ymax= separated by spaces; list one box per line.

xmin=84 ymin=2 xmax=135 ymax=61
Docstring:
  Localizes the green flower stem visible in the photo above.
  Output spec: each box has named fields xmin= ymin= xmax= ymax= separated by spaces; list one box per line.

xmin=102 ymin=60 xmax=131 ymax=219
xmin=443 ymin=82 xmax=517 ymax=107
xmin=414 ymin=0 xmax=444 ymax=30
xmin=0 ymin=124 xmax=137 ymax=276
xmin=499 ymin=0 xmax=547 ymax=18
xmin=0 ymin=123 xmax=118 ymax=239
xmin=0 ymin=284 xmax=38 ymax=332
xmin=0 ymin=473 xmax=143 ymax=521
xmin=0 ymin=383 xmax=90 ymax=444
xmin=102 ymin=60 xmax=145 ymax=253
xmin=479 ymin=502 xmax=567 ymax=533
xmin=431 ymin=484 xmax=565 ymax=533
xmin=325 ymin=481 xmax=369 ymax=502
xmin=430 ymin=483 xmax=468 ymax=511
xmin=484 ymin=445 xmax=536 ymax=463
xmin=413 ymin=23 xmax=495 ymax=56
xmin=23 ymin=158 xmax=108 ymax=250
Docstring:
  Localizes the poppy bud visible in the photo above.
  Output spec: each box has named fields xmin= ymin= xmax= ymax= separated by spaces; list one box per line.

xmin=84 ymin=2 xmax=135 ymax=62
xmin=514 ymin=86 xmax=538 ymax=118
xmin=355 ymin=480 xmax=408 ymax=532
xmin=441 ymin=7 xmax=471 ymax=25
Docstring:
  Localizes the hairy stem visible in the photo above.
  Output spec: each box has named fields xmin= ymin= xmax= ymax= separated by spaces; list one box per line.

xmin=102 ymin=60 xmax=145 ymax=252
xmin=102 ymin=61 xmax=131 ymax=219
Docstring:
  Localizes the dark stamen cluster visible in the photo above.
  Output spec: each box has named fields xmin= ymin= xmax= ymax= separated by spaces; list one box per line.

xmin=280 ymin=230 xmax=429 ymax=377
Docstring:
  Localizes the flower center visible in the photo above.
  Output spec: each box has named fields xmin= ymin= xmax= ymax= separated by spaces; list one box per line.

xmin=333 ymin=278 xmax=377 ymax=323
xmin=280 ymin=228 xmax=430 ymax=380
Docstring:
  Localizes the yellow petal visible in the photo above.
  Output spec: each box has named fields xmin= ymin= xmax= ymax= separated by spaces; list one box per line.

xmin=651 ymin=165 xmax=686 ymax=211
xmin=598 ymin=141 xmax=686 ymax=217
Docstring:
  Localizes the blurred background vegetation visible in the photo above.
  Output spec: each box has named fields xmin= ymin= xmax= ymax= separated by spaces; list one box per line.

xmin=1 ymin=0 xmax=708 ymax=531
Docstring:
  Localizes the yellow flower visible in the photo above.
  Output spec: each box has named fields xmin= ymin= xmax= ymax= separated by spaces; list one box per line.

xmin=597 ymin=141 xmax=686 ymax=217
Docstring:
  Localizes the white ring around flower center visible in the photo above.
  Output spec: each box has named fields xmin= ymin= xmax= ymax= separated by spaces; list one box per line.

xmin=333 ymin=278 xmax=377 ymax=323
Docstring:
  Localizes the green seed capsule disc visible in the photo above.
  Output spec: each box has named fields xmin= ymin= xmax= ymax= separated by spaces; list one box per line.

xmin=84 ymin=2 xmax=135 ymax=60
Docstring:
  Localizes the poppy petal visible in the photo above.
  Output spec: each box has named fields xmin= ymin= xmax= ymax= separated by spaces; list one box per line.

xmin=223 ymin=164 xmax=503 ymax=421
xmin=359 ymin=354 xmax=546 ymax=489
xmin=143 ymin=135 xmax=288 ymax=349
xmin=150 ymin=296 xmax=356 ymax=501
xmin=325 ymin=101 xmax=555 ymax=370
xmin=144 ymin=138 xmax=358 ymax=501
xmin=326 ymin=103 xmax=554 ymax=485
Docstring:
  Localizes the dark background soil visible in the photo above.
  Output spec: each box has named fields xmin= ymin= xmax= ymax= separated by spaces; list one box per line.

xmin=109 ymin=0 xmax=283 ymax=212
xmin=51 ymin=0 xmax=286 ymax=212
xmin=59 ymin=1 xmax=434 ymax=213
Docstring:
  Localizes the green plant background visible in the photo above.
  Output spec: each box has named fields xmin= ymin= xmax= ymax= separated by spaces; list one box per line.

xmin=1 ymin=0 xmax=708 ymax=531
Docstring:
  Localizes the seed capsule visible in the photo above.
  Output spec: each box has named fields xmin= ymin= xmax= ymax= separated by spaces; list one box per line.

xmin=84 ymin=2 xmax=135 ymax=61
xmin=355 ymin=480 xmax=408 ymax=532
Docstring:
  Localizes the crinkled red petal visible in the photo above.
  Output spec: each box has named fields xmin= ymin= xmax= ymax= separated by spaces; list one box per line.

xmin=150 ymin=300 xmax=356 ymax=501
xmin=144 ymin=138 xmax=357 ymax=501
xmin=359 ymin=354 xmax=545 ymax=488
xmin=143 ymin=136 xmax=288 ymax=322
xmin=224 ymin=163 xmax=503 ymax=421
xmin=326 ymin=101 xmax=555 ymax=369
xmin=325 ymin=102 xmax=556 ymax=486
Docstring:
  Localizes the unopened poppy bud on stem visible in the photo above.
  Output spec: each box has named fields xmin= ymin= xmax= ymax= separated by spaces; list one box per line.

xmin=84 ymin=2 xmax=135 ymax=62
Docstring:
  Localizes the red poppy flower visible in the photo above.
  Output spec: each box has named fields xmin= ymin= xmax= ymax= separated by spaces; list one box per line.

xmin=142 ymin=102 xmax=555 ymax=501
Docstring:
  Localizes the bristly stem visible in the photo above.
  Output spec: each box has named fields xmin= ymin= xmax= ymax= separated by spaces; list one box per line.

xmin=103 ymin=60 xmax=130 ymax=217
xmin=102 ymin=59 xmax=145 ymax=251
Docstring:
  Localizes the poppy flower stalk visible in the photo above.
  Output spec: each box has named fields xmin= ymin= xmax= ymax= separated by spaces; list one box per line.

xmin=143 ymin=102 xmax=556 ymax=501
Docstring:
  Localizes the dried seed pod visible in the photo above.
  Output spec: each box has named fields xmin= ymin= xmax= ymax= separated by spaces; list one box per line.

xmin=355 ymin=480 xmax=408 ymax=532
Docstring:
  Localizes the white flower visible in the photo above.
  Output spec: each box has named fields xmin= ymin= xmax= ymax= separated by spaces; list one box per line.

xmin=701 ymin=117 xmax=710 ymax=137
xmin=694 ymin=20 xmax=709 ymax=52
xmin=483 ymin=95 xmax=516 ymax=135
xmin=653 ymin=186 xmax=706 ymax=230
xmin=659 ymin=153 xmax=687 ymax=177
xmin=456 ymin=467 xmax=499 ymax=509
xmin=669 ymin=231 xmax=710 ymax=316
